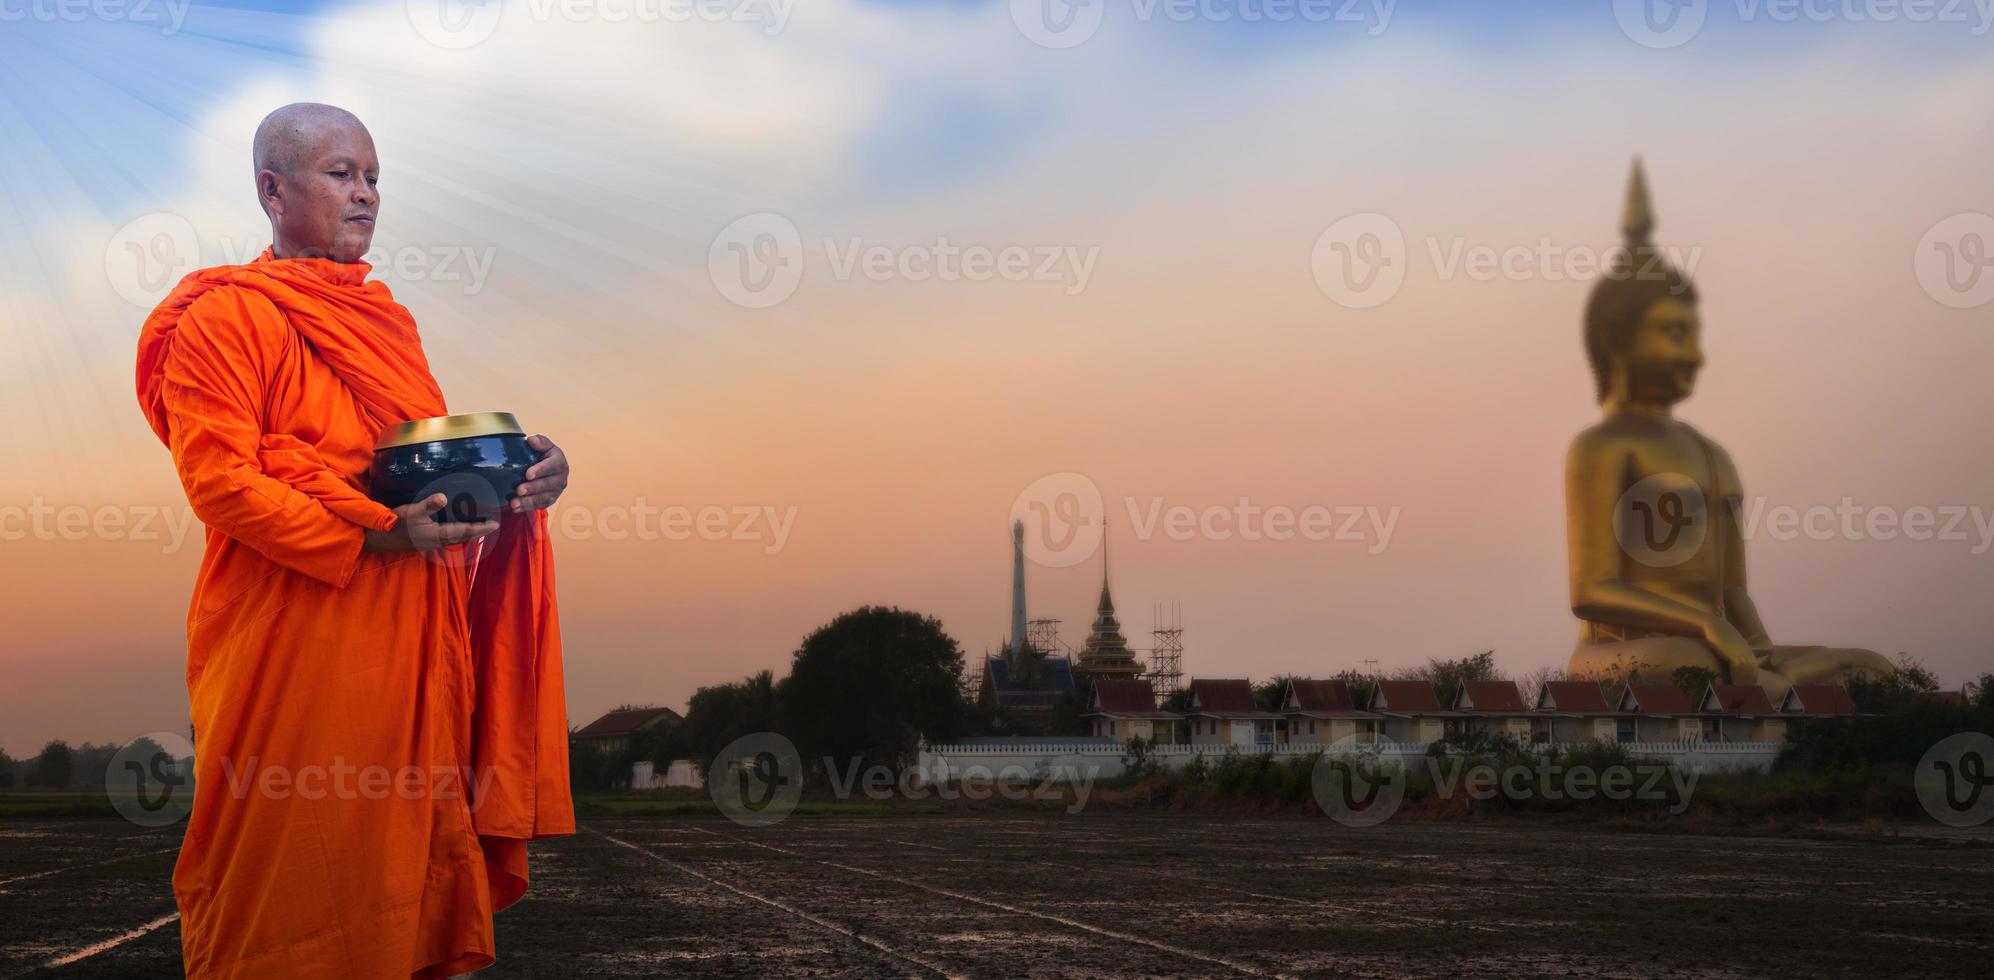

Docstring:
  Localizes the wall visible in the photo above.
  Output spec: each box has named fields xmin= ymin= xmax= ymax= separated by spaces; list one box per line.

xmin=916 ymin=739 xmax=1784 ymax=784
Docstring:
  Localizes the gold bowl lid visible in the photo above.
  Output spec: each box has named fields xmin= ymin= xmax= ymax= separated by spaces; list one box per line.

xmin=375 ymin=411 xmax=524 ymax=450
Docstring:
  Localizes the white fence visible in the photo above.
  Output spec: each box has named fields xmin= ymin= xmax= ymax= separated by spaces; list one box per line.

xmin=916 ymin=738 xmax=1784 ymax=783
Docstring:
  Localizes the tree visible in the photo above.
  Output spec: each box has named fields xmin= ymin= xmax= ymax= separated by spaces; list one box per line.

xmin=779 ymin=606 xmax=969 ymax=776
xmin=1514 ymin=666 xmax=1567 ymax=707
xmin=567 ymin=738 xmax=612 ymax=794
xmin=1161 ymin=687 xmax=1194 ymax=713
xmin=29 ymin=740 xmax=73 ymax=788
xmin=627 ymin=715 xmax=689 ymax=771
xmin=1392 ymin=651 xmax=1504 ymax=704
xmin=0 ymin=746 xmax=15 ymax=789
xmin=1847 ymin=653 xmax=1941 ymax=713
xmin=1670 ymin=665 xmax=1720 ymax=702
xmin=1254 ymin=674 xmax=1306 ymax=713
xmin=680 ymin=669 xmax=781 ymax=767
xmin=1327 ymin=669 xmax=1379 ymax=709
xmin=1049 ymin=678 xmax=1093 ymax=737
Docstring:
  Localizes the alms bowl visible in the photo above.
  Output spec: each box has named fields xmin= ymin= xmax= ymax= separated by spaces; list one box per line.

xmin=370 ymin=412 xmax=537 ymax=524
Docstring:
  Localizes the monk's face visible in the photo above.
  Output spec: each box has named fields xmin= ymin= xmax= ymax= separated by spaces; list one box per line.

xmin=260 ymin=122 xmax=378 ymax=263
xmin=1620 ymin=296 xmax=1703 ymax=404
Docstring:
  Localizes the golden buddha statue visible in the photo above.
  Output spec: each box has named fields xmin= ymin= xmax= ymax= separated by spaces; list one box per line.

xmin=1564 ymin=160 xmax=1893 ymax=701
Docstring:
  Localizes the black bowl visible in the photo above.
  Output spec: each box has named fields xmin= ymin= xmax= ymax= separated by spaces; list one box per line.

xmin=370 ymin=412 xmax=537 ymax=524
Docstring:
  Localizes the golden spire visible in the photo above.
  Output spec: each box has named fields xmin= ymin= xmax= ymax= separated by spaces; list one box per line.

xmin=1621 ymin=156 xmax=1654 ymax=248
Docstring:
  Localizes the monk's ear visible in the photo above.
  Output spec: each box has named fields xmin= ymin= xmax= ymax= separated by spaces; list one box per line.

xmin=258 ymin=169 xmax=283 ymax=215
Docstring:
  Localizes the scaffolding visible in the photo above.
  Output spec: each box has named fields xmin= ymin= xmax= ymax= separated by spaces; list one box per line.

xmin=1147 ymin=602 xmax=1184 ymax=701
xmin=962 ymin=653 xmax=985 ymax=701
xmin=1026 ymin=617 xmax=1072 ymax=659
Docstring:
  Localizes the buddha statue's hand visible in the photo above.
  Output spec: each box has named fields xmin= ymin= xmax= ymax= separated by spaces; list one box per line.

xmin=1702 ymin=618 xmax=1761 ymax=685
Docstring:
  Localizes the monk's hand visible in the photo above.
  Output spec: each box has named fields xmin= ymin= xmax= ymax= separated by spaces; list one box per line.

xmin=364 ymin=494 xmax=500 ymax=553
xmin=511 ymin=434 xmax=568 ymax=512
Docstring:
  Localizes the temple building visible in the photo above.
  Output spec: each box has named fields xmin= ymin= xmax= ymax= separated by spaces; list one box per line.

xmin=1073 ymin=535 xmax=1143 ymax=682
xmin=979 ymin=520 xmax=1075 ymax=717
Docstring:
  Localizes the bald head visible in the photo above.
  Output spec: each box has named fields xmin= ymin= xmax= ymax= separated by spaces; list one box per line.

xmin=253 ymin=103 xmax=367 ymax=180
xmin=253 ymin=103 xmax=380 ymax=263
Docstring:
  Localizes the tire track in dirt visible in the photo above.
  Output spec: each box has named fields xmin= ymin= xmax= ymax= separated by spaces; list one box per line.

xmin=0 ymin=849 xmax=179 ymax=892
xmin=590 ymin=828 xmax=963 ymax=980
xmin=686 ymin=825 xmax=1304 ymax=979
xmin=2 ymin=914 xmax=179 ymax=980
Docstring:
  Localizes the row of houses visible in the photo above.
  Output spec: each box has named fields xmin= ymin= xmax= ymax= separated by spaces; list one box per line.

xmin=1084 ymin=677 xmax=1862 ymax=748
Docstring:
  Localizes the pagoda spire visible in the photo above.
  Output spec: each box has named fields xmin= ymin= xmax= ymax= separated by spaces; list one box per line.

xmin=1077 ymin=518 xmax=1141 ymax=679
xmin=1007 ymin=519 xmax=1028 ymax=670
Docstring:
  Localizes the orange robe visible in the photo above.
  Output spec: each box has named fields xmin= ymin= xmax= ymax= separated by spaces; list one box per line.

xmin=135 ymin=249 xmax=573 ymax=979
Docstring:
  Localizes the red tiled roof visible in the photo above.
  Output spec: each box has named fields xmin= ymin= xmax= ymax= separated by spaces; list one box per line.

xmin=1287 ymin=679 xmax=1359 ymax=713
xmin=1783 ymin=684 xmax=1857 ymax=716
xmin=1456 ymin=680 xmax=1527 ymax=713
xmin=574 ymin=706 xmax=681 ymax=738
xmin=1619 ymin=684 xmax=1694 ymax=715
xmin=1189 ymin=679 xmax=1270 ymax=716
xmin=1537 ymin=681 xmax=1613 ymax=713
xmin=1703 ymin=684 xmax=1776 ymax=716
xmin=1371 ymin=681 xmax=1442 ymax=713
xmin=1093 ymin=678 xmax=1162 ymax=714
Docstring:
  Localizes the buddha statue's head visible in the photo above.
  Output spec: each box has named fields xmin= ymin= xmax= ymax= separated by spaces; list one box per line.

xmin=1584 ymin=159 xmax=1702 ymax=407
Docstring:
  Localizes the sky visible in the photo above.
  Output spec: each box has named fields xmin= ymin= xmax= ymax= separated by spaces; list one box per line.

xmin=2 ymin=0 xmax=1992 ymax=754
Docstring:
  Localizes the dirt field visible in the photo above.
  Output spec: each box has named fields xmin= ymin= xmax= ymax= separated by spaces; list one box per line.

xmin=2 ymin=814 xmax=1990 ymax=978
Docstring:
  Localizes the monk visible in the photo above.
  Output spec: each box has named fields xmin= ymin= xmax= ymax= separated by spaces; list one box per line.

xmin=135 ymin=103 xmax=575 ymax=978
